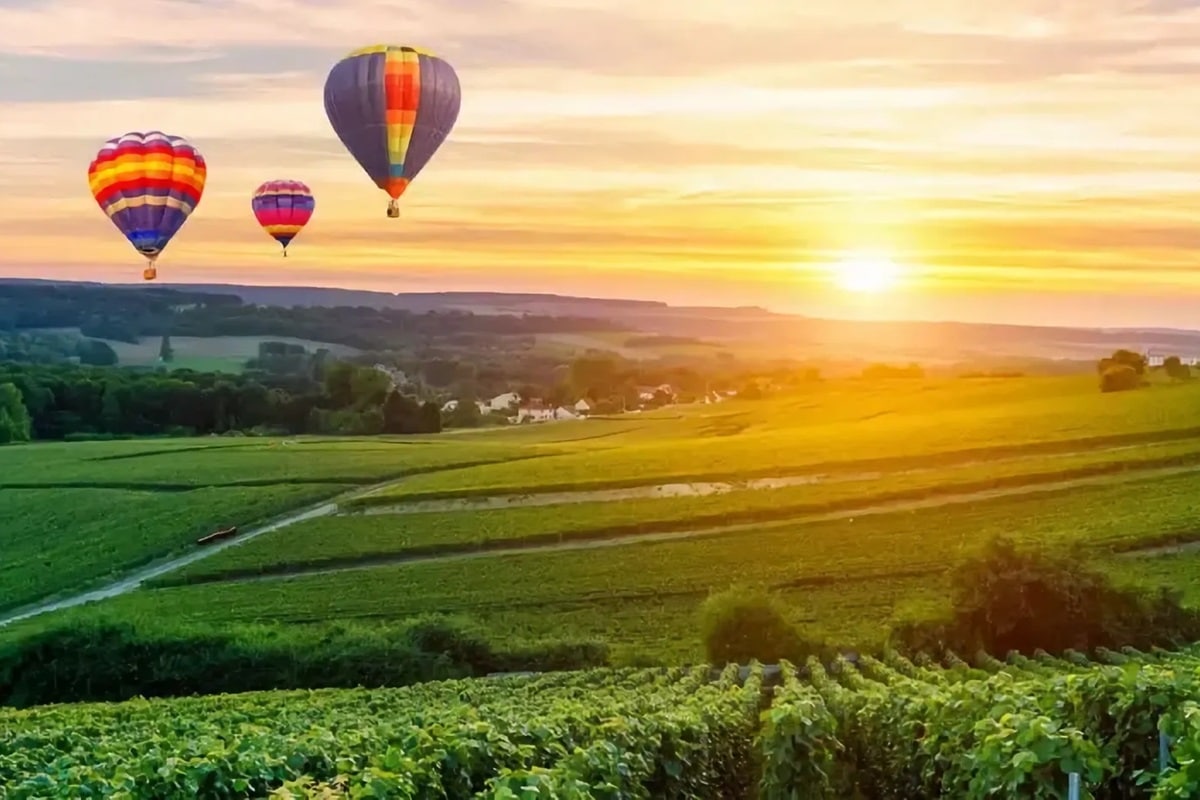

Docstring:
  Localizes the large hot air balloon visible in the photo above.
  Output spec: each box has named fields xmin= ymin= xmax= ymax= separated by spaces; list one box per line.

xmin=252 ymin=180 xmax=315 ymax=256
xmin=87 ymin=131 xmax=206 ymax=280
xmin=323 ymin=44 xmax=461 ymax=218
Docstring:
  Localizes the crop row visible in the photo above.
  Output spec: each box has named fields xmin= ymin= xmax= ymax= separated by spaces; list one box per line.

xmin=0 ymin=665 xmax=764 ymax=798
xmin=167 ymin=451 xmax=1200 ymax=585
xmin=6 ymin=646 xmax=1200 ymax=798
xmin=379 ymin=378 xmax=1200 ymax=499
xmin=94 ymin=471 xmax=1200 ymax=655
xmin=0 ymin=484 xmax=357 ymax=613
xmin=763 ymin=647 xmax=1200 ymax=798
xmin=0 ymin=437 xmax=530 ymax=614
xmin=0 ymin=437 xmax=524 ymax=488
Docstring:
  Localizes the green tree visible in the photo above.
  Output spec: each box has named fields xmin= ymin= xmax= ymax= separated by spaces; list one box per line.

xmin=445 ymin=398 xmax=483 ymax=429
xmin=0 ymin=382 xmax=32 ymax=444
xmin=698 ymin=588 xmax=816 ymax=665
xmin=348 ymin=366 xmax=391 ymax=409
xmin=76 ymin=339 xmax=118 ymax=366
xmin=1164 ymin=356 xmax=1192 ymax=381
xmin=569 ymin=354 xmax=622 ymax=400
xmin=1110 ymin=348 xmax=1146 ymax=375
xmin=381 ymin=390 xmax=421 ymax=434
xmin=1100 ymin=364 xmax=1140 ymax=393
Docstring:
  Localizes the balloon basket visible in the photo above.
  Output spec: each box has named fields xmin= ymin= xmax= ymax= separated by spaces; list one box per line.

xmin=387 ymin=200 xmax=400 ymax=218
xmin=143 ymin=267 xmax=157 ymax=281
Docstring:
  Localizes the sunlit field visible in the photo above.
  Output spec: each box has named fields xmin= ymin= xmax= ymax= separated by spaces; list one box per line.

xmin=6 ymin=375 xmax=1200 ymax=632
xmin=18 ymin=463 xmax=1200 ymax=660
xmin=8 ymin=369 xmax=1200 ymax=796
xmin=385 ymin=376 xmax=1200 ymax=499
xmin=0 ymin=437 xmax=525 ymax=612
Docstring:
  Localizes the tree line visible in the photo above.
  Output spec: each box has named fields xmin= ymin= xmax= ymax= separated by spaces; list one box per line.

xmin=0 ymin=283 xmax=622 ymax=352
xmin=1096 ymin=348 xmax=1191 ymax=392
xmin=0 ymin=358 xmax=442 ymax=444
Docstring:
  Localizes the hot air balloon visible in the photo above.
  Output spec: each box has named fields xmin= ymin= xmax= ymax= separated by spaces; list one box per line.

xmin=323 ymin=44 xmax=461 ymax=218
xmin=252 ymin=180 xmax=315 ymax=256
xmin=87 ymin=131 xmax=206 ymax=280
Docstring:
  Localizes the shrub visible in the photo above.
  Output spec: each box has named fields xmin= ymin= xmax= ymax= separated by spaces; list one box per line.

xmin=0 ymin=615 xmax=609 ymax=708
xmin=892 ymin=536 xmax=1200 ymax=657
xmin=699 ymin=587 xmax=823 ymax=665
xmin=1100 ymin=364 xmax=1140 ymax=392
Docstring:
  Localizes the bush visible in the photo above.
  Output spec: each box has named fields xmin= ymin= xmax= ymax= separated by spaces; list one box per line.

xmin=1100 ymin=364 xmax=1141 ymax=392
xmin=699 ymin=587 xmax=823 ymax=665
xmin=892 ymin=536 xmax=1200 ymax=657
xmin=0 ymin=615 xmax=609 ymax=708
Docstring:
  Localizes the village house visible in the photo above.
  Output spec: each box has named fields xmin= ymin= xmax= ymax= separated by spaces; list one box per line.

xmin=487 ymin=391 xmax=520 ymax=412
xmin=636 ymin=384 xmax=676 ymax=402
xmin=513 ymin=399 xmax=582 ymax=424
xmin=1144 ymin=349 xmax=1200 ymax=368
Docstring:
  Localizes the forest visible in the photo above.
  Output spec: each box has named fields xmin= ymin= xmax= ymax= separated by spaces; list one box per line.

xmin=0 ymin=358 xmax=441 ymax=442
xmin=0 ymin=282 xmax=621 ymax=350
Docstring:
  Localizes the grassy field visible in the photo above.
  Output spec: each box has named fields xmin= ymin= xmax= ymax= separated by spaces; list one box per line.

xmin=164 ymin=438 xmax=1200 ymax=583
xmin=10 ymin=374 xmax=1200 ymax=662
xmin=37 ymin=329 xmax=360 ymax=372
xmin=0 ymin=437 xmax=527 ymax=612
xmin=381 ymin=376 xmax=1200 ymax=499
xmin=29 ymin=468 xmax=1200 ymax=660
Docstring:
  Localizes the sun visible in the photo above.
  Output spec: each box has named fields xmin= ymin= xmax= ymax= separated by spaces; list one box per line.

xmin=830 ymin=251 xmax=902 ymax=293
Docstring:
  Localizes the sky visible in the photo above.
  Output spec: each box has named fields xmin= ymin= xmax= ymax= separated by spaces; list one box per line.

xmin=6 ymin=0 xmax=1200 ymax=327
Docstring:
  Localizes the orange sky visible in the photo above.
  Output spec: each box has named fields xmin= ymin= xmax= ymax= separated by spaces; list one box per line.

xmin=5 ymin=0 xmax=1200 ymax=327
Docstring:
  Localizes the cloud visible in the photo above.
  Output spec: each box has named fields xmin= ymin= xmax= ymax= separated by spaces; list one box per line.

xmin=6 ymin=0 xmax=1200 ymax=324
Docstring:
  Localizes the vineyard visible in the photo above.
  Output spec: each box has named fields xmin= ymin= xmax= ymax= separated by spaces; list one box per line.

xmin=5 ymin=648 xmax=1200 ymax=798
xmin=0 ymin=437 xmax=525 ymax=613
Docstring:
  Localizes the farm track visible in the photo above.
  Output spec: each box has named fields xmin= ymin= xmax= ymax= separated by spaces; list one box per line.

xmin=0 ymin=482 xmax=381 ymax=629
xmin=350 ymin=441 xmax=1164 ymax=515
xmin=350 ymin=426 xmax=1200 ymax=508
xmin=5 ymin=437 xmax=1200 ymax=628
xmin=161 ymin=460 xmax=1200 ymax=588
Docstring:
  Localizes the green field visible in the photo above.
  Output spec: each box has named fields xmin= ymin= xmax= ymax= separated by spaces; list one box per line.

xmin=34 ymin=330 xmax=361 ymax=372
xmin=0 ymin=437 xmax=526 ymax=612
xmin=9 ymin=372 xmax=1200 ymax=795
xmin=5 ymin=652 xmax=1200 ymax=797
xmin=381 ymin=376 xmax=1200 ymax=499
xmin=8 ymin=374 xmax=1200 ymax=665
xmin=160 ymin=439 xmax=1200 ymax=585
xmin=33 ymin=469 xmax=1199 ymax=661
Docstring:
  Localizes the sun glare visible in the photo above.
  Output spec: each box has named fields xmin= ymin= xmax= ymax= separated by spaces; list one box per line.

xmin=831 ymin=252 xmax=902 ymax=293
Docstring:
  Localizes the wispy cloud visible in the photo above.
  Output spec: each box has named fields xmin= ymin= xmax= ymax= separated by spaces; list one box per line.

xmin=4 ymin=0 xmax=1200 ymax=326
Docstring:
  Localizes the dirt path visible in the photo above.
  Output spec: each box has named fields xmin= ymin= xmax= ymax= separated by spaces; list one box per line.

xmin=197 ymin=461 xmax=1200 ymax=587
xmin=0 ymin=483 xmax=376 ymax=629
xmin=3 ymin=442 xmax=1196 ymax=628
xmin=348 ymin=441 xmax=1164 ymax=515
xmin=1117 ymin=539 xmax=1200 ymax=559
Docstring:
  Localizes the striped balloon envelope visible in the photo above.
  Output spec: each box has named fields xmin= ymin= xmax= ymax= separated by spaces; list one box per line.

xmin=87 ymin=131 xmax=206 ymax=281
xmin=251 ymin=180 xmax=315 ymax=256
xmin=323 ymin=44 xmax=460 ymax=218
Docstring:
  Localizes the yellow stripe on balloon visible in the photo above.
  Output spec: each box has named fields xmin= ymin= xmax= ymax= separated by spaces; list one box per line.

xmin=347 ymin=43 xmax=437 ymax=57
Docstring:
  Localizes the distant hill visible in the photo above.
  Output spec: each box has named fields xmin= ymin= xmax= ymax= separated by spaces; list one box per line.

xmin=5 ymin=277 xmax=1200 ymax=363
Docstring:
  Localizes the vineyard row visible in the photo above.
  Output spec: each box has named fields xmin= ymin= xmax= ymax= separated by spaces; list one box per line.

xmin=3 ymin=646 xmax=1200 ymax=798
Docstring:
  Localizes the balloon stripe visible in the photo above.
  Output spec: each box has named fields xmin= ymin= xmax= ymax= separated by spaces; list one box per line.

xmin=324 ymin=44 xmax=459 ymax=210
xmin=87 ymin=131 xmax=205 ymax=269
xmin=251 ymin=179 xmax=314 ymax=250
xmin=383 ymin=47 xmax=420 ymax=197
xmin=404 ymin=53 xmax=461 ymax=184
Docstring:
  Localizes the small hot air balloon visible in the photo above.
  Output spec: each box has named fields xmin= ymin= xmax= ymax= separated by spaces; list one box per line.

xmin=87 ymin=131 xmax=206 ymax=280
xmin=323 ymin=44 xmax=461 ymax=218
xmin=252 ymin=180 xmax=315 ymax=257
